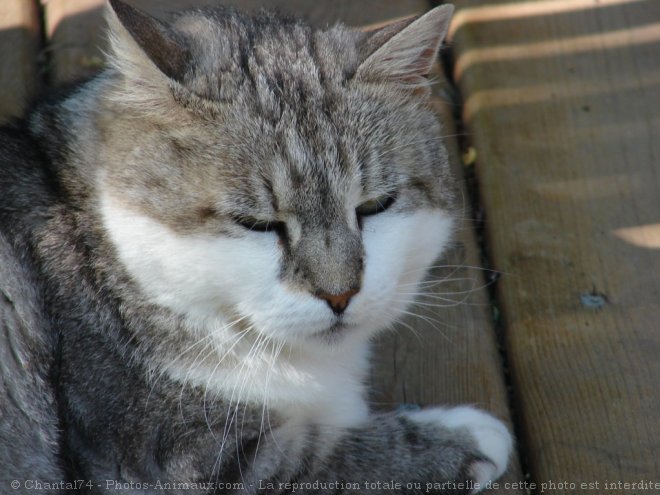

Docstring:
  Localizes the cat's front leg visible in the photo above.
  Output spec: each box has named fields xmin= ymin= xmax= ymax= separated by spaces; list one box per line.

xmin=249 ymin=405 xmax=513 ymax=494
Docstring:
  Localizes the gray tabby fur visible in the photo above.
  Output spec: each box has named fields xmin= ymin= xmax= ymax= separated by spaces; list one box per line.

xmin=0 ymin=1 xmax=511 ymax=492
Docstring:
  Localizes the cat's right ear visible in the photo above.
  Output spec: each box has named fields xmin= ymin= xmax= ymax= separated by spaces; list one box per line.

xmin=355 ymin=5 xmax=454 ymax=93
xmin=106 ymin=0 xmax=189 ymax=82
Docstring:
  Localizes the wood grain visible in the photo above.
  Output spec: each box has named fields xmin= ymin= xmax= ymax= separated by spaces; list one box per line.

xmin=452 ymin=0 xmax=660 ymax=489
xmin=0 ymin=0 xmax=41 ymax=121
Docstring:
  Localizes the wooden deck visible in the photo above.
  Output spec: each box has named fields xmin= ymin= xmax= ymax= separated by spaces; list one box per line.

xmin=1 ymin=0 xmax=658 ymax=492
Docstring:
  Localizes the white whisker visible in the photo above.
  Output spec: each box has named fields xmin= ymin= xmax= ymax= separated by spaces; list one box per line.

xmin=394 ymin=308 xmax=457 ymax=339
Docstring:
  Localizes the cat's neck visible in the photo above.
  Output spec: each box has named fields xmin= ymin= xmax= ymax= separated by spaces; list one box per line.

xmin=161 ymin=313 xmax=372 ymax=423
xmin=29 ymin=73 xmax=120 ymax=210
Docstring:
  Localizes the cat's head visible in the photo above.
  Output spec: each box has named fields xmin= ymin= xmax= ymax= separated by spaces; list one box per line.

xmin=98 ymin=0 xmax=456 ymax=347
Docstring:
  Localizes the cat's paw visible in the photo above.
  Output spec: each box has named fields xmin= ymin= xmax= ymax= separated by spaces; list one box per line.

xmin=407 ymin=406 xmax=513 ymax=493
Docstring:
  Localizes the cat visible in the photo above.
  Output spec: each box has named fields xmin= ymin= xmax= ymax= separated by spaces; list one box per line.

xmin=0 ymin=0 xmax=513 ymax=492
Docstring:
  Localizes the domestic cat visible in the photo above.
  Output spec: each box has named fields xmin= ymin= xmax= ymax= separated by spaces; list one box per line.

xmin=0 ymin=0 xmax=513 ymax=492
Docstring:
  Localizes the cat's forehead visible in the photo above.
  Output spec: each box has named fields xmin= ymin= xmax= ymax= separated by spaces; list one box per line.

xmin=212 ymin=113 xmax=357 ymax=216
xmin=175 ymin=85 xmax=428 ymax=216
xmin=170 ymin=9 xmax=361 ymax=105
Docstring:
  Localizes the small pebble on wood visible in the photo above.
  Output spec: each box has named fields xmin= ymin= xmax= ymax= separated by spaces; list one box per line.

xmin=580 ymin=292 xmax=607 ymax=310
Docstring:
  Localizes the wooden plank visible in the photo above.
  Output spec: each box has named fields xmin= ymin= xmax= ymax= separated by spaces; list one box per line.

xmin=451 ymin=0 xmax=660 ymax=489
xmin=44 ymin=0 xmax=429 ymax=84
xmin=0 ymin=0 xmax=41 ymax=121
xmin=134 ymin=0 xmax=430 ymax=26
xmin=369 ymin=86 xmax=525 ymax=491
xmin=44 ymin=0 xmax=106 ymax=84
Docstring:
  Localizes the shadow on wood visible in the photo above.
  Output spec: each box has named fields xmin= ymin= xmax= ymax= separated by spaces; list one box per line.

xmin=451 ymin=0 xmax=660 ymax=488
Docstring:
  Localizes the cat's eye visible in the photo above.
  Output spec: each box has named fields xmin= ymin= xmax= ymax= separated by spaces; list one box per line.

xmin=234 ymin=216 xmax=284 ymax=234
xmin=355 ymin=194 xmax=395 ymax=217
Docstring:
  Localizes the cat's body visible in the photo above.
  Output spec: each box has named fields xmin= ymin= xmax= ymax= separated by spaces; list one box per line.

xmin=0 ymin=1 xmax=512 ymax=492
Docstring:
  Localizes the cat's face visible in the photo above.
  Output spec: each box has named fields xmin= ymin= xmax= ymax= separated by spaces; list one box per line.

xmin=99 ymin=2 xmax=455 ymax=348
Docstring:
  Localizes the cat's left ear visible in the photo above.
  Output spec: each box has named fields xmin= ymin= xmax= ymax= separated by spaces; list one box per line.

xmin=106 ymin=0 xmax=189 ymax=82
xmin=355 ymin=4 xmax=454 ymax=92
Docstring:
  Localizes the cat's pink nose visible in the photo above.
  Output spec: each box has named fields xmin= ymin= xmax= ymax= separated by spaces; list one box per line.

xmin=316 ymin=288 xmax=359 ymax=315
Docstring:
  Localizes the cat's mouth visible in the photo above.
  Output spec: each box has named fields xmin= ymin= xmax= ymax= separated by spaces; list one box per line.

xmin=318 ymin=320 xmax=355 ymax=338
